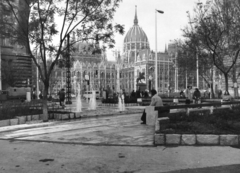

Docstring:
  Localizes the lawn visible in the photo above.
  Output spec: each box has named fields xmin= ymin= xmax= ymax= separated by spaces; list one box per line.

xmin=158 ymin=105 xmax=240 ymax=134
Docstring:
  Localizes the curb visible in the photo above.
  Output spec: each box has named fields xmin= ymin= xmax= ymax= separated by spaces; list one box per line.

xmin=154 ymin=133 xmax=240 ymax=146
xmin=0 ymin=114 xmax=44 ymax=128
xmin=0 ymin=110 xmax=143 ymax=128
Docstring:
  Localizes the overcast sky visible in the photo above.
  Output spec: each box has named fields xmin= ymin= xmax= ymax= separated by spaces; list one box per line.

xmin=107 ymin=0 xmax=206 ymax=61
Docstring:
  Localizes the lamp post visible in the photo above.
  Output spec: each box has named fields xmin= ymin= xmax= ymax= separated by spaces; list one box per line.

xmin=65 ymin=34 xmax=72 ymax=104
xmin=0 ymin=38 xmax=2 ymax=90
xmin=155 ymin=9 xmax=164 ymax=92
xmin=36 ymin=49 xmax=40 ymax=99
xmin=196 ymin=52 xmax=199 ymax=88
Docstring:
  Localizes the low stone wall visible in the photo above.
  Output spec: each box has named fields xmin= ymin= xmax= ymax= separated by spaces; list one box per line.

xmin=0 ymin=114 xmax=44 ymax=127
xmin=154 ymin=116 xmax=240 ymax=146
xmin=154 ymin=133 xmax=240 ymax=146
xmin=0 ymin=112 xmax=75 ymax=127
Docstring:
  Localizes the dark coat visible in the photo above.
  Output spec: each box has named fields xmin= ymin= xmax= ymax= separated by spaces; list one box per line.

xmin=59 ymin=90 xmax=65 ymax=100
xmin=193 ymin=90 xmax=201 ymax=100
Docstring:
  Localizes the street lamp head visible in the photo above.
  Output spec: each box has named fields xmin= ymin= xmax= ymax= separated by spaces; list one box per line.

xmin=156 ymin=9 xmax=164 ymax=14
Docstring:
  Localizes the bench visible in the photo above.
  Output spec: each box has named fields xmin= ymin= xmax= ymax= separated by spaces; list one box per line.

xmin=138 ymin=98 xmax=187 ymax=106
xmin=155 ymin=101 xmax=240 ymax=117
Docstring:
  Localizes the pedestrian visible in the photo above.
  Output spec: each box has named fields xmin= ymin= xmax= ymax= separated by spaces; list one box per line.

xmin=218 ymin=89 xmax=222 ymax=99
xmin=130 ymin=90 xmax=136 ymax=98
xmin=192 ymin=88 xmax=201 ymax=104
xmin=58 ymin=89 xmax=65 ymax=107
xmin=32 ymin=91 xmax=36 ymax=100
xmin=141 ymin=91 xmax=144 ymax=98
xmin=207 ymin=87 xmax=211 ymax=98
xmin=179 ymin=90 xmax=185 ymax=98
xmin=136 ymin=88 xmax=141 ymax=98
xmin=222 ymin=91 xmax=232 ymax=101
xmin=144 ymin=89 xmax=149 ymax=98
xmin=140 ymin=89 xmax=163 ymax=124
xmin=185 ymin=86 xmax=192 ymax=104
xmin=39 ymin=91 xmax=43 ymax=99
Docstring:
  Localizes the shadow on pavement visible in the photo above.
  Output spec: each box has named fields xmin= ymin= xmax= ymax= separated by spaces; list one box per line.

xmin=162 ymin=164 xmax=240 ymax=173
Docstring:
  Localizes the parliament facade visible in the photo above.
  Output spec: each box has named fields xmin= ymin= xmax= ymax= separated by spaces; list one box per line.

xmin=51 ymin=9 xmax=176 ymax=96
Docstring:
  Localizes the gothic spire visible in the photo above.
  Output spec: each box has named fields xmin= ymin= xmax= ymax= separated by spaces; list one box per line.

xmin=134 ymin=5 xmax=138 ymax=25
xmin=165 ymin=43 xmax=168 ymax=53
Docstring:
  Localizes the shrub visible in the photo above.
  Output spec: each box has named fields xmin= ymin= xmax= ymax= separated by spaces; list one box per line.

xmin=164 ymin=105 xmax=240 ymax=134
xmin=0 ymin=101 xmax=43 ymax=120
xmin=101 ymin=97 xmax=137 ymax=104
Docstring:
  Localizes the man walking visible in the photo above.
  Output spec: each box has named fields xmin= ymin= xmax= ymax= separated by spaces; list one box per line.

xmin=185 ymin=86 xmax=192 ymax=104
xmin=58 ymin=89 xmax=65 ymax=107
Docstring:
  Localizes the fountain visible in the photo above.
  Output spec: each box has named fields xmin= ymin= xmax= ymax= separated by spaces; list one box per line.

xmin=118 ymin=95 xmax=122 ymax=111
xmin=89 ymin=90 xmax=97 ymax=110
xmin=118 ymin=92 xmax=125 ymax=112
xmin=76 ymin=84 xmax=82 ymax=112
xmin=122 ymin=93 xmax=125 ymax=111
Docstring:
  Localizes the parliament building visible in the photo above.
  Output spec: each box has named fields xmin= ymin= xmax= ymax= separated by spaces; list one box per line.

xmin=51 ymin=8 xmax=176 ymax=97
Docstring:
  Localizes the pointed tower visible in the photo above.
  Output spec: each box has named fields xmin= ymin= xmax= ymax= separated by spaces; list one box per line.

xmin=134 ymin=5 xmax=138 ymax=25
xmin=165 ymin=43 xmax=168 ymax=53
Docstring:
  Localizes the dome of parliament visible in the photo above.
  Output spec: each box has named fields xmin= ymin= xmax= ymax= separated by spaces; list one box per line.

xmin=123 ymin=7 xmax=150 ymax=52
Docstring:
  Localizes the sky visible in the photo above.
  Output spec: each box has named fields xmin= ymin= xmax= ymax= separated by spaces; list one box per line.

xmin=106 ymin=0 xmax=206 ymax=61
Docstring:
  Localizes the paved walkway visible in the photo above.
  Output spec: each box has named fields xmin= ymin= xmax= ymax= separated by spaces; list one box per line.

xmin=0 ymin=113 xmax=154 ymax=146
xmin=2 ymin=103 xmax=240 ymax=172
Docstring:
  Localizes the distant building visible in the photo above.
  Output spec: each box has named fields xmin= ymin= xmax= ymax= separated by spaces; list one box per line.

xmin=0 ymin=0 xmax=32 ymax=90
xmin=51 ymin=7 xmax=176 ymax=96
xmin=118 ymin=7 xmax=174 ymax=93
xmin=51 ymin=39 xmax=118 ymax=97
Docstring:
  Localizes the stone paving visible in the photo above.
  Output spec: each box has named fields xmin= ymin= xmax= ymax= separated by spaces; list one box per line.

xmin=0 ymin=111 xmax=154 ymax=146
xmin=2 ymin=100 xmax=240 ymax=172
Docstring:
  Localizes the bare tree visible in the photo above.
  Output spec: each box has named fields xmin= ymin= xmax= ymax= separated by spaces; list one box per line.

xmin=183 ymin=0 xmax=240 ymax=97
xmin=2 ymin=0 xmax=124 ymax=121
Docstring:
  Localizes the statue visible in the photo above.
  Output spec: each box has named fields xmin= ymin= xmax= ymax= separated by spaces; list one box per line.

xmin=136 ymin=71 xmax=147 ymax=92
xmin=136 ymin=72 xmax=146 ymax=84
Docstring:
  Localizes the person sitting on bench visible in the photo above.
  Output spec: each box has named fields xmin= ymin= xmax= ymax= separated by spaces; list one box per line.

xmin=141 ymin=89 xmax=163 ymax=124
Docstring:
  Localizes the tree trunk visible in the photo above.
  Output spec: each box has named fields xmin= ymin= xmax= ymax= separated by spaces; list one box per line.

xmin=210 ymin=83 xmax=215 ymax=98
xmin=232 ymin=67 xmax=239 ymax=98
xmin=224 ymin=73 xmax=229 ymax=92
xmin=42 ymin=83 xmax=49 ymax=122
